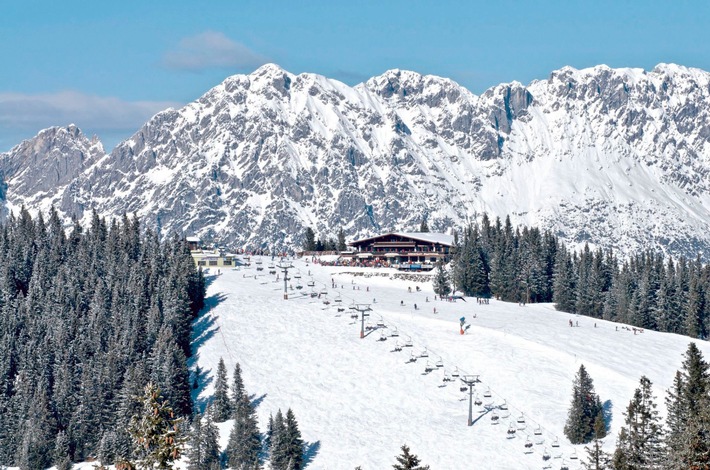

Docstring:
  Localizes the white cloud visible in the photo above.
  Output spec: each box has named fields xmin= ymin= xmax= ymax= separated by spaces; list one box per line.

xmin=0 ymin=91 xmax=180 ymax=151
xmin=0 ymin=90 xmax=179 ymax=132
xmin=162 ymin=31 xmax=269 ymax=71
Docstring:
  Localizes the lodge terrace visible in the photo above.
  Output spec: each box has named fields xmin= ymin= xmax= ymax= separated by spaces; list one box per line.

xmin=346 ymin=232 xmax=454 ymax=270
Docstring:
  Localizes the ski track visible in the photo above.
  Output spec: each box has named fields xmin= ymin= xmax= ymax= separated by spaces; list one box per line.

xmin=179 ymin=257 xmax=710 ymax=470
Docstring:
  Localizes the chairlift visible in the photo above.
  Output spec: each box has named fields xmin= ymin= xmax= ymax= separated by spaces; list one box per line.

xmin=460 ymin=385 xmax=468 ymax=392
xmin=442 ymin=372 xmax=453 ymax=383
xmin=391 ymin=341 xmax=402 ymax=352
xmin=500 ymin=400 xmax=508 ymax=410
xmin=293 ymin=272 xmax=301 ymax=279
xmin=419 ymin=348 xmax=429 ymax=358
xmin=424 ymin=362 xmax=434 ymax=373
xmin=569 ymin=450 xmax=578 ymax=460
xmin=389 ymin=326 xmax=399 ymax=337
xmin=524 ymin=438 xmax=533 ymax=449
xmin=517 ymin=414 xmax=525 ymax=424
xmin=560 ymin=462 xmax=569 ymax=470
xmin=295 ymin=283 xmax=303 ymax=290
xmin=435 ymin=357 xmax=444 ymax=368
xmin=542 ymin=449 xmax=551 ymax=461
xmin=334 ymin=294 xmax=342 ymax=303
xmin=320 ymin=288 xmax=328 ymax=295
xmin=506 ymin=423 xmax=517 ymax=437
xmin=474 ymin=395 xmax=483 ymax=406
xmin=452 ymin=367 xmax=460 ymax=378
xmin=378 ymin=331 xmax=388 ymax=342
xmin=350 ymin=312 xmax=359 ymax=319
xmin=406 ymin=352 xmax=417 ymax=363
xmin=403 ymin=336 xmax=413 ymax=347
xmin=307 ymin=279 xmax=315 ymax=287
xmin=376 ymin=316 xmax=386 ymax=328
xmin=323 ymin=300 xmax=330 ymax=305
xmin=483 ymin=388 xmax=492 ymax=398
xmin=550 ymin=437 xmax=560 ymax=448
xmin=255 ymin=259 xmax=262 ymax=265
xmin=533 ymin=425 xmax=542 ymax=435
xmin=490 ymin=412 xmax=500 ymax=424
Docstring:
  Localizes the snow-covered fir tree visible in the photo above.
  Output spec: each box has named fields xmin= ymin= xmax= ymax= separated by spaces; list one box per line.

xmin=564 ymin=364 xmax=605 ymax=444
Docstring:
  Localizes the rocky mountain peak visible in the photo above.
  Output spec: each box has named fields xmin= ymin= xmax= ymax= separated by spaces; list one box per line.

xmin=2 ymin=64 xmax=710 ymax=259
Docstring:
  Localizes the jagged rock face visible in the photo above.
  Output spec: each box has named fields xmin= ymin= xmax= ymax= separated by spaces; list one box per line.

xmin=0 ymin=124 xmax=104 ymax=213
xmin=2 ymin=63 xmax=710 ymax=258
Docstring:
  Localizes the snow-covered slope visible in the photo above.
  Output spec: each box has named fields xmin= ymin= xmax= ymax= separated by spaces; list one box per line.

xmin=190 ymin=258 xmax=710 ymax=469
xmin=2 ymin=63 xmax=710 ymax=257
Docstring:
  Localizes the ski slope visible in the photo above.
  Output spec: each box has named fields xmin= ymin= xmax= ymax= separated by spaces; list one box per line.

xmin=191 ymin=256 xmax=710 ymax=469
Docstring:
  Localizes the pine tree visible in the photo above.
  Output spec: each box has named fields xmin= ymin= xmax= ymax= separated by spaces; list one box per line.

xmin=303 ymin=228 xmax=316 ymax=252
xmin=225 ymin=397 xmax=261 ymax=469
xmin=392 ymin=444 xmax=430 ymax=470
xmin=612 ymin=376 xmax=664 ymax=469
xmin=665 ymin=343 xmax=710 ymax=469
xmin=432 ymin=261 xmax=451 ymax=297
xmin=583 ymin=414 xmax=611 ymax=470
xmin=128 ymin=382 xmax=185 ymax=470
xmin=564 ymin=365 xmax=605 ymax=444
xmin=231 ymin=363 xmax=246 ymax=418
xmin=269 ymin=410 xmax=288 ymax=469
xmin=187 ymin=410 xmax=220 ymax=470
xmin=283 ymin=409 xmax=304 ymax=470
xmin=53 ymin=430 xmax=72 ymax=470
xmin=419 ymin=219 xmax=429 ymax=233
xmin=213 ymin=357 xmax=231 ymax=422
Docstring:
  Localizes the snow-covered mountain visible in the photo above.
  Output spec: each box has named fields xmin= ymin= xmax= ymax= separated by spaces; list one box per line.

xmin=1 ymin=63 xmax=710 ymax=257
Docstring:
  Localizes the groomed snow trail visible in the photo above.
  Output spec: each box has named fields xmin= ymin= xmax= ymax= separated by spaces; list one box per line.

xmin=191 ymin=257 xmax=710 ymax=469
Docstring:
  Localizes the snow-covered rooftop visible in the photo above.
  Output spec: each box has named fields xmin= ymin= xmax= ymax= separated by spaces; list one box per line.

xmin=350 ymin=232 xmax=454 ymax=247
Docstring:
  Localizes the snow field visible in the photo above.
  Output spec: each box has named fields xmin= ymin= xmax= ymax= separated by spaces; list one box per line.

xmin=192 ymin=257 xmax=710 ymax=469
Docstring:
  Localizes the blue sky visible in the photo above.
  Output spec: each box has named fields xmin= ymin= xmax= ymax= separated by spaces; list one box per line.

xmin=1 ymin=0 xmax=708 ymax=151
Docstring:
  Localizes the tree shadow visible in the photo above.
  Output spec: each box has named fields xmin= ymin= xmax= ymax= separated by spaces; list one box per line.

xmin=602 ymin=399 xmax=613 ymax=431
xmin=302 ymin=440 xmax=321 ymax=468
xmin=249 ymin=393 xmax=267 ymax=410
xmin=191 ymin=313 xmax=219 ymax=355
xmin=190 ymin=364 xmax=214 ymax=412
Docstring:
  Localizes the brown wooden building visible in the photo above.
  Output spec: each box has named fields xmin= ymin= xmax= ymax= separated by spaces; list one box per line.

xmin=347 ymin=232 xmax=454 ymax=269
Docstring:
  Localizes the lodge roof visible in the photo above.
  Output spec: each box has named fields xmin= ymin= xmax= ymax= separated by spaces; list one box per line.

xmin=349 ymin=232 xmax=454 ymax=247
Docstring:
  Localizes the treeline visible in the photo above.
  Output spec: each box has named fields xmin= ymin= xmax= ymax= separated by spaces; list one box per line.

xmin=563 ymin=343 xmax=709 ymax=468
xmin=302 ymin=227 xmax=346 ymax=252
xmin=451 ymin=214 xmax=709 ymax=338
xmin=0 ymin=208 xmax=205 ymax=468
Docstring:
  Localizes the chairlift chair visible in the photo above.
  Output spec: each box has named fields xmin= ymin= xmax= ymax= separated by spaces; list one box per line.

xmin=435 ymin=357 xmax=444 ymax=368
xmin=517 ymin=414 xmax=525 ymax=424
xmin=419 ymin=348 xmax=429 ymax=358
xmin=452 ymin=367 xmax=460 ymax=378
xmin=294 ymin=272 xmax=301 ymax=279
xmin=542 ymin=449 xmax=551 ymax=461
xmin=474 ymin=395 xmax=483 ymax=406
xmin=483 ymin=388 xmax=492 ymax=398
xmin=490 ymin=412 xmax=500 ymax=424
xmin=334 ymin=294 xmax=342 ymax=303
xmin=424 ymin=361 xmax=434 ymax=373
xmin=533 ymin=425 xmax=542 ymax=435
xmin=320 ymin=288 xmax=328 ymax=295
xmin=403 ymin=336 xmax=413 ymax=347
xmin=406 ymin=352 xmax=417 ymax=363
xmin=307 ymin=279 xmax=315 ymax=287
xmin=524 ymin=438 xmax=533 ymax=449
xmin=378 ymin=331 xmax=388 ymax=342
xmin=569 ymin=450 xmax=578 ymax=460
xmin=389 ymin=326 xmax=399 ymax=337
xmin=392 ymin=341 xmax=402 ymax=352
xmin=500 ymin=400 xmax=509 ymax=410
xmin=507 ymin=423 xmax=517 ymax=437
xmin=550 ymin=437 xmax=560 ymax=448
xmin=376 ymin=316 xmax=386 ymax=328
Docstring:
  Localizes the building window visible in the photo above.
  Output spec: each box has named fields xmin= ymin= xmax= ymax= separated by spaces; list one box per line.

xmin=223 ymin=260 xmax=232 ymax=266
xmin=209 ymin=260 xmax=218 ymax=266
xmin=198 ymin=261 xmax=206 ymax=266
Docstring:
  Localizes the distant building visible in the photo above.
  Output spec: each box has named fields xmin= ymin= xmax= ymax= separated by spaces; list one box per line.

xmin=346 ymin=232 xmax=454 ymax=270
xmin=186 ymin=236 xmax=239 ymax=268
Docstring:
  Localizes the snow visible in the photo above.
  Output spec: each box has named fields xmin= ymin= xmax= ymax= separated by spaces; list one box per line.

xmin=189 ymin=257 xmax=710 ymax=469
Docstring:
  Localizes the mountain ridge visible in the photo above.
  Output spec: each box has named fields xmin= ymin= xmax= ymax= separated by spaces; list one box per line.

xmin=1 ymin=63 xmax=709 ymax=258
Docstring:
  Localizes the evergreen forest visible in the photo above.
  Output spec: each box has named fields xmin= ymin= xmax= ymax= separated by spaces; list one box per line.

xmin=451 ymin=214 xmax=710 ymax=339
xmin=0 ymin=208 xmax=205 ymax=468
